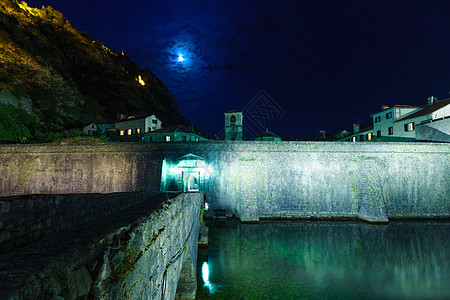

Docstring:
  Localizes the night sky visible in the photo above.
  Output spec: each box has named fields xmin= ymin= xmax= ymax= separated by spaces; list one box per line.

xmin=28 ymin=0 xmax=450 ymax=139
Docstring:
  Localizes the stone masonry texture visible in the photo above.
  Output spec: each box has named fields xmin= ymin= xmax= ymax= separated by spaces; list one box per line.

xmin=0 ymin=142 xmax=449 ymax=222
xmin=0 ymin=192 xmax=158 ymax=252
xmin=0 ymin=192 xmax=202 ymax=300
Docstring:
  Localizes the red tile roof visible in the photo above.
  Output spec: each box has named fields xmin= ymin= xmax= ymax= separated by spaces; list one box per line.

xmin=396 ymin=98 xmax=450 ymax=122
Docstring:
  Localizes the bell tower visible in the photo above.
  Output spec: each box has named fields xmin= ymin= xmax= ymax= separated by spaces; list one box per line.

xmin=224 ymin=110 xmax=243 ymax=141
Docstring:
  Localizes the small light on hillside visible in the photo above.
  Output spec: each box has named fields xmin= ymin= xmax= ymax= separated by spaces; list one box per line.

xmin=138 ymin=75 xmax=145 ymax=86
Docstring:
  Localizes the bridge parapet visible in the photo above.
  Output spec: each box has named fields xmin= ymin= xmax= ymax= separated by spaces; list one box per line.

xmin=0 ymin=192 xmax=202 ymax=299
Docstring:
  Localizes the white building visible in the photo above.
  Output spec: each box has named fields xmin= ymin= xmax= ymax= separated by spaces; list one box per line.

xmin=371 ymin=104 xmax=421 ymax=141
xmin=340 ymin=97 xmax=450 ymax=142
xmin=115 ymin=114 xmax=162 ymax=137
xmin=83 ymin=113 xmax=163 ymax=141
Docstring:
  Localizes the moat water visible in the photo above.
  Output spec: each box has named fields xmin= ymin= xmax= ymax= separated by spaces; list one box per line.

xmin=196 ymin=220 xmax=450 ymax=299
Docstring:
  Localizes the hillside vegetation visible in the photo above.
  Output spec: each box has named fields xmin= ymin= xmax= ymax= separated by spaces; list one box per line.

xmin=0 ymin=0 xmax=186 ymax=142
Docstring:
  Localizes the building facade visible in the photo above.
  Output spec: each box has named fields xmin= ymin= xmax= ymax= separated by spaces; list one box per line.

xmin=340 ymin=126 xmax=374 ymax=142
xmin=115 ymin=114 xmax=162 ymax=138
xmin=340 ymin=97 xmax=449 ymax=142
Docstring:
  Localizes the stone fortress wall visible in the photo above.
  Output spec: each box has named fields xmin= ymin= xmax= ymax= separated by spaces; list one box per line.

xmin=0 ymin=142 xmax=449 ymax=223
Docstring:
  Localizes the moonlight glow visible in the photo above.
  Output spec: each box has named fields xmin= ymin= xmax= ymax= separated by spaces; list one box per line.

xmin=169 ymin=41 xmax=196 ymax=72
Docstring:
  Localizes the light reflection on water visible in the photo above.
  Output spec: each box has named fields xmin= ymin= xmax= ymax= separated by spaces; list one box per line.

xmin=197 ymin=220 xmax=450 ymax=299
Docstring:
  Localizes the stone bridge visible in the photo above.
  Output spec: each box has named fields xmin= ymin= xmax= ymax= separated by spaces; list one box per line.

xmin=0 ymin=192 xmax=202 ymax=299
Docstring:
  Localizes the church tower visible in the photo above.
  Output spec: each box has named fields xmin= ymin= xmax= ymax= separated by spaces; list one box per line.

xmin=224 ymin=110 xmax=243 ymax=141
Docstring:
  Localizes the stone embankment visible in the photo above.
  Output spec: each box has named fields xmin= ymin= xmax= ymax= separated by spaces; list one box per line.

xmin=0 ymin=192 xmax=202 ymax=300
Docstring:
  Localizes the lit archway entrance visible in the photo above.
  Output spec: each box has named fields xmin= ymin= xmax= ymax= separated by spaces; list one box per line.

xmin=161 ymin=153 xmax=213 ymax=192
xmin=185 ymin=174 xmax=199 ymax=192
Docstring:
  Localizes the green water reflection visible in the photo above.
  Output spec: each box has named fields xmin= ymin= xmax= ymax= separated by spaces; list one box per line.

xmin=197 ymin=221 xmax=450 ymax=299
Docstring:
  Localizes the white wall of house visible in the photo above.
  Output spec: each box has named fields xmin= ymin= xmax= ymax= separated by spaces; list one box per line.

xmin=144 ymin=115 xmax=162 ymax=132
xmin=372 ymin=107 xmax=420 ymax=139
xmin=433 ymin=104 xmax=450 ymax=119
xmin=114 ymin=114 xmax=162 ymax=136
xmin=115 ymin=118 xmax=146 ymax=136
xmin=394 ymin=107 xmax=420 ymax=119
xmin=393 ymin=115 xmax=427 ymax=139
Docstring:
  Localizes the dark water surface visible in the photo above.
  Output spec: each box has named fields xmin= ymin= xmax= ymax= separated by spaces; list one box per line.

xmin=196 ymin=220 xmax=450 ymax=299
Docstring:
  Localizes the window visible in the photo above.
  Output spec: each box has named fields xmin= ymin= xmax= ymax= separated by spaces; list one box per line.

xmin=119 ymin=130 xmax=124 ymax=136
xmin=377 ymin=130 xmax=381 ymax=138
xmin=152 ymin=119 xmax=158 ymax=124
xmin=230 ymin=115 xmax=236 ymax=123
xmin=404 ymin=122 xmax=415 ymax=132
xmin=182 ymin=136 xmax=187 ymax=141
xmin=195 ymin=137 xmax=199 ymax=141
xmin=386 ymin=112 xmax=392 ymax=119
xmin=375 ymin=116 xmax=381 ymax=123
xmin=367 ymin=132 xmax=372 ymax=140
xmin=148 ymin=136 xmax=153 ymax=141
xmin=352 ymin=136 xmax=356 ymax=142
xmin=360 ymin=135 xmax=364 ymax=141
xmin=165 ymin=135 xmax=171 ymax=142
xmin=388 ymin=127 xmax=393 ymax=135
xmin=136 ymin=128 xmax=141 ymax=134
xmin=127 ymin=129 xmax=132 ymax=135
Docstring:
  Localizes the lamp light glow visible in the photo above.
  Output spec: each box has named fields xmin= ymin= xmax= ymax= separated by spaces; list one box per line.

xmin=201 ymin=262 xmax=216 ymax=293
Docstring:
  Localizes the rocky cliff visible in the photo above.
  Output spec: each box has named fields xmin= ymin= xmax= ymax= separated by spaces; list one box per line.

xmin=0 ymin=0 xmax=186 ymax=127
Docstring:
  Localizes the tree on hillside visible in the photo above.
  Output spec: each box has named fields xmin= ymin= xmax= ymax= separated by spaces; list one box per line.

xmin=0 ymin=103 xmax=33 ymax=142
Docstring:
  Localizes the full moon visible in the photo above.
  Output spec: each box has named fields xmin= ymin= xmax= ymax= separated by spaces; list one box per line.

xmin=177 ymin=54 xmax=185 ymax=62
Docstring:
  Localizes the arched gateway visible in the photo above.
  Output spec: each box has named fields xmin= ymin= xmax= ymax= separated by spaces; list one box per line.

xmin=161 ymin=153 xmax=213 ymax=192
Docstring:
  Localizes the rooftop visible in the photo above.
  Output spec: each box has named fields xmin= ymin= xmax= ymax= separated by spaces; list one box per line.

xmin=396 ymin=98 xmax=450 ymax=122
xmin=256 ymin=129 xmax=281 ymax=138
xmin=372 ymin=105 xmax=420 ymax=116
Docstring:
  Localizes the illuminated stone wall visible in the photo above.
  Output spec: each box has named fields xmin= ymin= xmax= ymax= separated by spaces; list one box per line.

xmin=0 ymin=142 xmax=448 ymax=222
xmin=198 ymin=142 xmax=449 ymax=222
xmin=0 ymin=144 xmax=164 ymax=196
xmin=160 ymin=142 xmax=449 ymax=222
